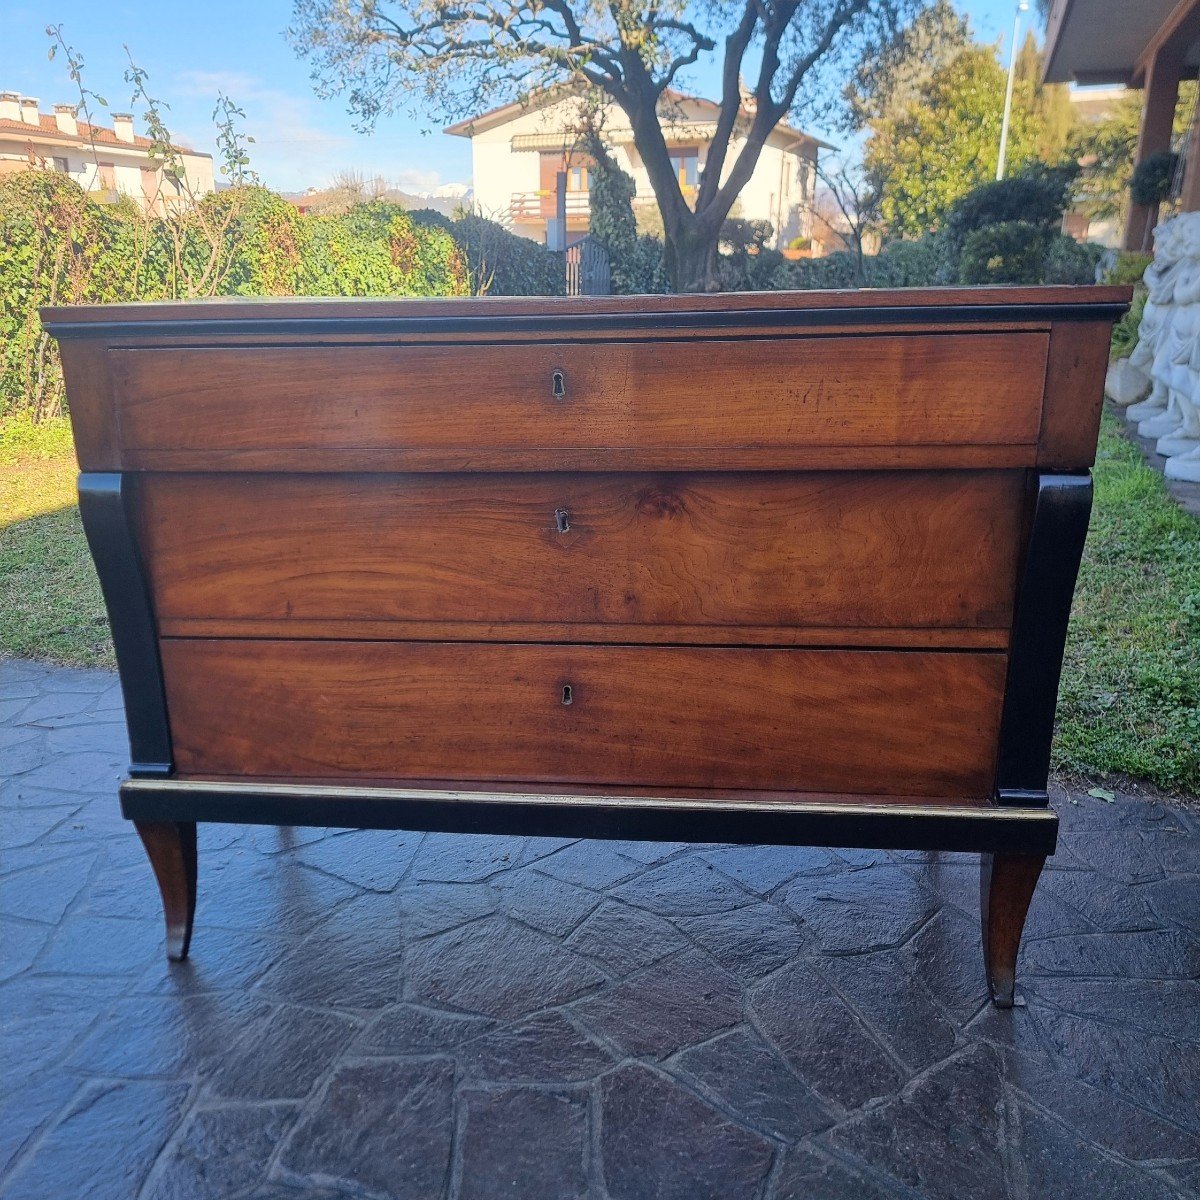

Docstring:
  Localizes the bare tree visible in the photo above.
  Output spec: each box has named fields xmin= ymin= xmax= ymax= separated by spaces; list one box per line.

xmin=806 ymin=156 xmax=885 ymax=284
xmin=122 ymin=50 xmax=261 ymax=298
xmin=288 ymin=0 xmax=917 ymax=291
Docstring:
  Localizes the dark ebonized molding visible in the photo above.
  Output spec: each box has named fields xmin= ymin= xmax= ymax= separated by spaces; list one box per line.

xmin=42 ymin=301 xmax=1129 ymax=342
xmin=120 ymin=779 xmax=1059 ymax=855
xmin=77 ymin=473 xmax=172 ymax=777
xmin=995 ymin=472 xmax=1094 ymax=805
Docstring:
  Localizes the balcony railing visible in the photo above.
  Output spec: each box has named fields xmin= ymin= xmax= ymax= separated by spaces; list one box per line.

xmin=509 ymin=190 xmax=591 ymax=221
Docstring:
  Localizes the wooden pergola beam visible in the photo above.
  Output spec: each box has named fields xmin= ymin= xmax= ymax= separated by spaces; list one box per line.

xmin=1124 ymin=0 xmax=1200 ymax=249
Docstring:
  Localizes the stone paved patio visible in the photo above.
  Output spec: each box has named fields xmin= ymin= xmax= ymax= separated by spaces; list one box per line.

xmin=2 ymin=656 xmax=1199 ymax=1199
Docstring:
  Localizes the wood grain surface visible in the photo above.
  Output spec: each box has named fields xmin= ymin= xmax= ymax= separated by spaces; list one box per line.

xmin=41 ymin=282 xmax=1132 ymax=327
xmin=161 ymin=639 xmax=1007 ymax=796
xmin=112 ymin=334 xmax=1047 ymax=454
xmin=138 ymin=470 xmax=1023 ymax=636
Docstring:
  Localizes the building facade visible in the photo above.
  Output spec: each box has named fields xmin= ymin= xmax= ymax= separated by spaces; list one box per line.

xmin=445 ymin=90 xmax=826 ymax=248
xmin=0 ymin=92 xmax=214 ymax=212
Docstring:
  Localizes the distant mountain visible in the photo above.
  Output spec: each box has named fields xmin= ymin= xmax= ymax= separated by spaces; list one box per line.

xmin=399 ymin=183 xmax=472 ymax=215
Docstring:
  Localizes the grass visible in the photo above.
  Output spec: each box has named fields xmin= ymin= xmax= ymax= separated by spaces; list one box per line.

xmin=1054 ymin=412 xmax=1200 ymax=793
xmin=1 ymin=411 xmax=1197 ymax=792
xmin=0 ymin=416 xmax=112 ymax=668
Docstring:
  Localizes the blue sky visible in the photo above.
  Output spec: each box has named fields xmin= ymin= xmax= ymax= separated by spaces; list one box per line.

xmin=2 ymin=1 xmax=1028 ymax=193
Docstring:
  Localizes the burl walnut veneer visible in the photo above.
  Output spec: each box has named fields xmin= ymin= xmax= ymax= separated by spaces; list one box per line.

xmin=42 ymin=286 xmax=1130 ymax=1006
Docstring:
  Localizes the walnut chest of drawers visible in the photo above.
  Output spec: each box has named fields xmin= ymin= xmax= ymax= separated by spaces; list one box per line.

xmin=42 ymin=285 xmax=1130 ymax=1006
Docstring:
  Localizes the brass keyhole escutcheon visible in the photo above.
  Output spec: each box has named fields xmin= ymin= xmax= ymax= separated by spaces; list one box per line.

xmin=554 ymin=508 xmax=571 ymax=534
xmin=561 ymin=684 xmax=573 ymax=705
xmin=551 ymin=369 xmax=566 ymax=400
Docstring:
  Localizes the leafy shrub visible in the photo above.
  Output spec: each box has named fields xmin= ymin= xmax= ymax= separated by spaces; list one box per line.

xmin=1105 ymin=251 xmax=1152 ymax=286
xmin=411 ymin=210 xmax=564 ymax=296
xmin=1131 ymin=151 xmax=1179 ymax=207
xmin=774 ymin=233 xmax=952 ymax=291
xmin=944 ymin=164 xmax=1076 ymax=253
xmin=405 ymin=207 xmax=454 ymax=232
xmin=958 ymin=220 xmax=1054 ymax=285
xmin=612 ymin=235 xmax=669 ymax=294
xmin=205 ymin=186 xmax=306 ymax=296
xmin=1110 ymin=288 xmax=1147 ymax=360
xmin=583 ymin=147 xmax=638 ymax=289
xmin=779 ymin=251 xmax=871 ymax=290
xmin=0 ymin=170 xmax=478 ymax=423
xmin=717 ymin=219 xmax=786 ymax=291
xmin=0 ymin=171 xmax=149 ymax=421
xmin=300 ymin=200 xmax=467 ymax=297
xmin=870 ymin=233 xmax=955 ymax=286
xmin=1042 ymin=234 xmax=1103 ymax=284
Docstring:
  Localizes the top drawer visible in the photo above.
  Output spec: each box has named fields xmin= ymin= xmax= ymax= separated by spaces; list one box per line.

xmin=110 ymin=334 xmax=1048 ymax=463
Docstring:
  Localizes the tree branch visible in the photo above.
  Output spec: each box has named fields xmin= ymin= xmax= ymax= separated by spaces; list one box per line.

xmin=695 ymin=0 xmax=758 ymax=211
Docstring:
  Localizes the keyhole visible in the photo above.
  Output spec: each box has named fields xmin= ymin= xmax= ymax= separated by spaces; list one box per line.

xmin=551 ymin=369 xmax=566 ymax=400
xmin=554 ymin=508 xmax=570 ymax=534
xmin=561 ymin=684 xmax=573 ymax=706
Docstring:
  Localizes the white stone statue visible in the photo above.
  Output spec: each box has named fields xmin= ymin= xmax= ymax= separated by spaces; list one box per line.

xmin=1118 ymin=212 xmax=1200 ymax=483
xmin=1125 ymin=219 xmax=1185 ymax=422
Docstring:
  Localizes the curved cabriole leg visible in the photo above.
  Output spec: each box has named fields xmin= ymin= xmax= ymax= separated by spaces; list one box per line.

xmin=980 ymin=852 xmax=1046 ymax=1009
xmin=135 ymin=820 xmax=197 ymax=961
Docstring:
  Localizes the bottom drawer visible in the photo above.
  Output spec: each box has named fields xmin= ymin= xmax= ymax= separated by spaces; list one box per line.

xmin=161 ymin=640 xmax=1005 ymax=797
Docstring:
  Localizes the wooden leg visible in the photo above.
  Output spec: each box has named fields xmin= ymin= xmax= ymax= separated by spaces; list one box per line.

xmin=980 ymin=852 xmax=1045 ymax=1008
xmin=135 ymin=820 xmax=197 ymax=962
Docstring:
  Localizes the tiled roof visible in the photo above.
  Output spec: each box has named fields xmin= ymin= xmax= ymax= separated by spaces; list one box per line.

xmin=443 ymin=86 xmax=829 ymax=148
xmin=0 ymin=114 xmax=206 ymax=157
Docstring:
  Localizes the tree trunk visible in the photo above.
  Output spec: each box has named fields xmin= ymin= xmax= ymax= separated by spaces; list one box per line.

xmin=664 ymin=223 xmax=720 ymax=292
xmin=656 ymin=125 xmax=775 ymax=292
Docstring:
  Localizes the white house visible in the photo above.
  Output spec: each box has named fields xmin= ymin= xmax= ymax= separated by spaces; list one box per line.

xmin=0 ymin=91 xmax=214 ymax=212
xmin=445 ymin=88 xmax=828 ymax=248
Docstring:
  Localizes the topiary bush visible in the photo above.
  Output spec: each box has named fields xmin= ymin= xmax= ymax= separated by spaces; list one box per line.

xmin=869 ymin=232 xmax=956 ymax=286
xmin=716 ymin=219 xmax=786 ymax=291
xmin=773 ymin=233 xmax=952 ymax=292
xmin=958 ymin=220 xmax=1054 ymax=285
xmin=1042 ymin=234 xmax=1104 ymax=284
xmin=944 ymin=164 xmax=1076 ymax=254
xmin=777 ymin=251 xmax=867 ymax=290
xmin=616 ymin=235 xmax=670 ymax=294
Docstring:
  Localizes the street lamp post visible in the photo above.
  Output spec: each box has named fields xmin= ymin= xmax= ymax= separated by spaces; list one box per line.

xmin=996 ymin=0 xmax=1030 ymax=181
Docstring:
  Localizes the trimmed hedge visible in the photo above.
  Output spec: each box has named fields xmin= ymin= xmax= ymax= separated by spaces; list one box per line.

xmin=409 ymin=209 xmax=565 ymax=297
xmin=0 ymin=172 xmax=477 ymax=422
xmin=0 ymin=173 xmax=152 ymax=421
xmin=300 ymin=200 xmax=469 ymax=297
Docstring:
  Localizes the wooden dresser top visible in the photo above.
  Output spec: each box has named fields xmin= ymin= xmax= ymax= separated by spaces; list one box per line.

xmin=42 ymin=285 xmax=1131 ymax=335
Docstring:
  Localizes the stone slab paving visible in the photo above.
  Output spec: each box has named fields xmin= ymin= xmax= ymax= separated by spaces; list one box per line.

xmin=2 ymin=656 xmax=1199 ymax=1199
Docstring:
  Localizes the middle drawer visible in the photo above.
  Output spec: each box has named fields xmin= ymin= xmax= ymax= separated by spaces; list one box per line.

xmin=138 ymin=470 xmax=1023 ymax=643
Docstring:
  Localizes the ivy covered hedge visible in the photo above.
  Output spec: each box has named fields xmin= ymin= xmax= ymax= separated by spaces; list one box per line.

xmin=1 ymin=172 xmax=153 ymax=422
xmin=409 ymin=209 xmax=565 ymax=298
xmin=1 ymin=171 xmax=546 ymax=422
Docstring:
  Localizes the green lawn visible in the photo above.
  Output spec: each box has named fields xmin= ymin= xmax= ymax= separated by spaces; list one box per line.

xmin=0 ymin=418 xmax=112 ymax=668
xmin=1056 ymin=414 xmax=1200 ymax=793
xmin=1 ymin=413 xmax=1197 ymax=793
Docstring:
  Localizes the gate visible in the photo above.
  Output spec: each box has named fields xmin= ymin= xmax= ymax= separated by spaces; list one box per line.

xmin=565 ymin=236 xmax=611 ymax=296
